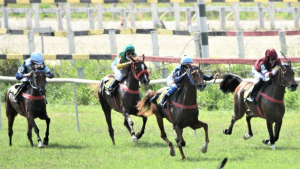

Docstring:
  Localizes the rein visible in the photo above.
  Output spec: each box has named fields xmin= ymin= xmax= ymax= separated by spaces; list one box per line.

xmin=131 ymin=61 xmax=149 ymax=81
xmin=187 ymin=67 xmax=200 ymax=86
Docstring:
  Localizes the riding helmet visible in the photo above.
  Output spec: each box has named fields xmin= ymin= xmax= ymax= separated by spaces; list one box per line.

xmin=265 ymin=49 xmax=278 ymax=59
xmin=30 ymin=52 xmax=44 ymax=65
xmin=180 ymin=55 xmax=193 ymax=65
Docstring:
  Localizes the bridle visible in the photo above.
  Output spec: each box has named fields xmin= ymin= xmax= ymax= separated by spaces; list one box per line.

xmin=29 ymin=70 xmax=45 ymax=90
xmin=278 ymin=65 xmax=291 ymax=88
xmin=131 ymin=61 xmax=149 ymax=81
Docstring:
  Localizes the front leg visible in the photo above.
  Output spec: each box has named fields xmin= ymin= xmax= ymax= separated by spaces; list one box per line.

xmin=122 ymin=110 xmax=137 ymax=142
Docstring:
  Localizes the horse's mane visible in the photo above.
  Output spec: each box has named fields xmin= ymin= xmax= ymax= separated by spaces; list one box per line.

xmin=219 ymin=74 xmax=243 ymax=94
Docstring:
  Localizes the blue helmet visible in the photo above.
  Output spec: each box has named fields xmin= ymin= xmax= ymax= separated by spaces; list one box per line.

xmin=180 ymin=55 xmax=193 ymax=65
xmin=30 ymin=52 xmax=44 ymax=65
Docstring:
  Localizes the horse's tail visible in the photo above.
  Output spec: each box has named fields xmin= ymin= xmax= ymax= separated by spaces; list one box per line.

xmin=219 ymin=74 xmax=243 ymax=94
xmin=216 ymin=158 xmax=228 ymax=169
xmin=137 ymin=89 xmax=156 ymax=116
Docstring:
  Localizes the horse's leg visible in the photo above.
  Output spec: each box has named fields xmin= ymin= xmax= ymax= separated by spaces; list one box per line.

xmin=191 ymin=120 xmax=209 ymax=153
xmin=6 ymin=98 xmax=17 ymax=146
xmin=103 ymin=108 xmax=115 ymax=145
xmin=26 ymin=122 xmax=34 ymax=147
xmin=155 ymin=114 xmax=175 ymax=156
xmin=27 ymin=116 xmax=44 ymax=148
xmin=135 ymin=116 xmax=147 ymax=139
xmin=40 ymin=113 xmax=51 ymax=146
xmin=174 ymin=125 xmax=186 ymax=160
xmin=223 ymin=114 xmax=236 ymax=135
xmin=122 ymin=111 xmax=137 ymax=142
xmin=244 ymin=110 xmax=254 ymax=140
xmin=274 ymin=120 xmax=282 ymax=143
xmin=263 ymin=120 xmax=276 ymax=150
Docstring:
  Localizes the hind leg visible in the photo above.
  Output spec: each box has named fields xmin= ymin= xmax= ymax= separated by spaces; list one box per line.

xmin=103 ymin=108 xmax=115 ymax=145
xmin=223 ymin=105 xmax=247 ymax=135
xmin=135 ymin=116 xmax=147 ymax=139
xmin=174 ymin=125 xmax=186 ymax=160
xmin=244 ymin=111 xmax=255 ymax=140
xmin=26 ymin=123 xmax=34 ymax=146
xmin=155 ymin=114 xmax=175 ymax=157
xmin=191 ymin=120 xmax=209 ymax=153
xmin=7 ymin=111 xmax=17 ymax=146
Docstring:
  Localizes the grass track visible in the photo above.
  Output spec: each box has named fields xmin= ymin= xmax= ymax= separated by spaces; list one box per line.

xmin=0 ymin=104 xmax=300 ymax=169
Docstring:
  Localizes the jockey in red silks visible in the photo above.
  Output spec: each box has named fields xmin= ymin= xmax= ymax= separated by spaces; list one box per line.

xmin=247 ymin=49 xmax=283 ymax=102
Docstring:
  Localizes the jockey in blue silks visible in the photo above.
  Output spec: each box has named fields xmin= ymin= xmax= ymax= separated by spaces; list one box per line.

xmin=159 ymin=55 xmax=219 ymax=107
xmin=13 ymin=52 xmax=54 ymax=104
xmin=108 ymin=44 xmax=138 ymax=95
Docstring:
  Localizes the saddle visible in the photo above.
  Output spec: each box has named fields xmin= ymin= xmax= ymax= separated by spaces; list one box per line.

xmin=104 ymin=78 xmax=115 ymax=91
xmin=10 ymin=83 xmax=22 ymax=95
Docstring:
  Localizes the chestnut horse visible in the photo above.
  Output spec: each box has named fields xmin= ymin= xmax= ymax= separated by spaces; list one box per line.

xmin=5 ymin=66 xmax=50 ymax=148
xmin=219 ymin=61 xmax=297 ymax=149
xmin=98 ymin=56 xmax=150 ymax=145
xmin=137 ymin=65 xmax=210 ymax=159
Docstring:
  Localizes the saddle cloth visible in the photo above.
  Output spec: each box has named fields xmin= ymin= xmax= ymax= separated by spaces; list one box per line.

xmin=104 ymin=78 xmax=114 ymax=91
xmin=11 ymin=84 xmax=22 ymax=95
xmin=243 ymin=84 xmax=255 ymax=102
xmin=156 ymin=88 xmax=169 ymax=104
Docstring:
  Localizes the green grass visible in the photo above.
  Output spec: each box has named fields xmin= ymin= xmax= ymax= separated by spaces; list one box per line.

xmin=0 ymin=104 xmax=299 ymax=168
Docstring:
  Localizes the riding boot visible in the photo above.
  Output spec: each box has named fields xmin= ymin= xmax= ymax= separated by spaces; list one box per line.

xmin=13 ymin=83 xmax=26 ymax=104
xmin=247 ymin=79 xmax=264 ymax=102
xmin=107 ymin=79 xmax=120 ymax=95
xmin=159 ymin=92 xmax=170 ymax=107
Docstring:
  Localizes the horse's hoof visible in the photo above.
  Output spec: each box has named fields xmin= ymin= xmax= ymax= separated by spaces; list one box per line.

xmin=38 ymin=141 xmax=44 ymax=148
xmin=223 ymin=129 xmax=231 ymax=135
xmin=201 ymin=142 xmax=208 ymax=153
xmin=131 ymin=136 xmax=138 ymax=142
xmin=262 ymin=139 xmax=271 ymax=146
xmin=271 ymin=145 xmax=276 ymax=150
xmin=43 ymin=140 xmax=49 ymax=146
xmin=244 ymin=133 xmax=252 ymax=140
xmin=135 ymin=132 xmax=142 ymax=139
xmin=170 ymin=149 xmax=175 ymax=156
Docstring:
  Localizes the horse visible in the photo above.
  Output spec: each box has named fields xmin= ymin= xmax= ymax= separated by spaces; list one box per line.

xmin=98 ymin=55 xmax=150 ymax=145
xmin=137 ymin=64 xmax=210 ymax=160
xmin=219 ymin=61 xmax=298 ymax=149
xmin=5 ymin=65 xmax=50 ymax=148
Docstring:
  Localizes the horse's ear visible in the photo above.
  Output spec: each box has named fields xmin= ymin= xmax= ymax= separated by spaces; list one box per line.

xmin=288 ymin=61 xmax=291 ymax=67
xmin=142 ymin=54 xmax=145 ymax=62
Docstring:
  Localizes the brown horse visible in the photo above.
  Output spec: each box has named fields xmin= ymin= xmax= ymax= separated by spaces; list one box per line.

xmin=137 ymin=64 xmax=210 ymax=159
xmin=98 ymin=55 xmax=150 ymax=145
xmin=5 ymin=66 xmax=50 ymax=148
xmin=219 ymin=61 xmax=298 ymax=149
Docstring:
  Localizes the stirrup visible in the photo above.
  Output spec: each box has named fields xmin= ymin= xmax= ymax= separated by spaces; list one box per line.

xmin=13 ymin=97 xmax=19 ymax=104
xmin=246 ymin=97 xmax=254 ymax=102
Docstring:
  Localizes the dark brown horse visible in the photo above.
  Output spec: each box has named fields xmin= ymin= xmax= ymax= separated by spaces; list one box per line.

xmin=137 ymin=64 xmax=210 ymax=159
xmin=98 ymin=56 xmax=150 ymax=145
xmin=5 ymin=66 xmax=50 ymax=148
xmin=219 ymin=62 xmax=298 ymax=149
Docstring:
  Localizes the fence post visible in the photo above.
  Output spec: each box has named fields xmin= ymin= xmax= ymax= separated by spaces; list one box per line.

xmin=186 ymin=8 xmax=191 ymax=31
xmin=151 ymin=3 xmax=159 ymax=28
xmin=287 ymin=2 xmax=292 ymax=15
xmin=77 ymin=67 xmax=84 ymax=79
xmin=237 ymin=31 xmax=245 ymax=58
xmin=27 ymin=30 xmax=35 ymax=54
xmin=220 ymin=7 xmax=225 ymax=29
xmin=25 ymin=9 xmax=32 ymax=30
xmin=151 ymin=31 xmax=160 ymax=68
xmin=56 ymin=3 xmax=63 ymax=31
xmin=65 ymin=3 xmax=72 ymax=31
xmin=194 ymin=32 xmax=202 ymax=58
xmin=258 ymin=7 xmax=264 ymax=29
xmin=0 ymin=83 xmax=2 ymax=130
xmin=109 ymin=30 xmax=117 ymax=54
xmin=97 ymin=4 xmax=103 ymax=29
xmin=33 ymin=3 xmax=40 ymax=28
xmin=169 ymin=3 xmax=174 ymax=17
xmin=279 ymin=31 xmax=287 ymax=55
xmin=233 ymin=3 xmax=240 ymax=30
xmin=88 ymin=8 xmax=94 ymax=30
xmin=129 ymin=3 xmax=136 ymax=28
xmin=112 ymin=3 xmax=117 ymax=19
xmin=120 ymin=9 xmax=127 ymax=28
xmin=3 ymin=5 xmax=9 ymax=29
xmin=293 ymin=8 xmax=299 ymax=29
xmin=198 ymin=0 xmax=209 ymax=58
xmin=269 ymin=2 xmax=275 ymax=29
xmin=174 ymin=3 xmax=180 ymax=30
xmin=194 ymin=2 xmax=200 ymax=31
xmin=73 ymin=83 xmax=80 ymax=132
xmin=68 ymin=30 xmax=75 ymax=54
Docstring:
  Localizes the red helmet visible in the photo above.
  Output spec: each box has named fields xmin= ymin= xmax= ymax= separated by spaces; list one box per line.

xmin=265 ymin=49 xmax=278 ymax=59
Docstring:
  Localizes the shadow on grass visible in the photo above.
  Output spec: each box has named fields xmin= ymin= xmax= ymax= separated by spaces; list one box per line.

xmin=252 ymin=145 xmax=300 ymax=150
xmin=132 ymin=141 xmax=167 ymax=148
xmin=47 ymin=143 xmax=88 ymax=149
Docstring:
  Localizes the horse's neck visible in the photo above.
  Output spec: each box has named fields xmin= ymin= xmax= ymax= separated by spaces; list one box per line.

xmin=175 ymin=77 xmax=197 ymax=104
xmin=268 ymin=74 xmax=285 ymax=100
xmin=123 ymin=70 xmax=139 ymax=90
xmin=24 ymin=86 xmax=40 ymax=96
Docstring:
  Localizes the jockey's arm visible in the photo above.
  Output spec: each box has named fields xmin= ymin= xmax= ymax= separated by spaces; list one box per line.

xmin=174 ymin=70 xmax=186 ymax=83
xmin=261 ymin=64 xmax=275 ymax=78
xmin=116 ymin=62 xmax=131 ymax=69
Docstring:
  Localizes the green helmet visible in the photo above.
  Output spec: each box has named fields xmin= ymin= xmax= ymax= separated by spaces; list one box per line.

xmin=124 ymin=44 xmax=135 ymax=52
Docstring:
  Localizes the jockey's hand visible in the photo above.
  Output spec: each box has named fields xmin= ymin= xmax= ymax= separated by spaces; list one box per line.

xmin=272 ymin=69 xmax=277 ymax=75
xmin=127 ymin=62 xmax=132 ymax=65
xmin=213 ymin=72 xmax=220 ymax=79
xmin=25 ymin=71 xmax=33 ymax=77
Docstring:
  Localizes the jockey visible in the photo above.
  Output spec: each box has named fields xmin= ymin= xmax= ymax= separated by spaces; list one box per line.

xmin=247 ymin=49 xmax=282 ymax=102
xmin=13 ymin=52 xmax=54 ymax=104
xmin=108 ymin=44 xmax=138 ymax=95
xmin=159 ymin=55 xmax=219 ymax=107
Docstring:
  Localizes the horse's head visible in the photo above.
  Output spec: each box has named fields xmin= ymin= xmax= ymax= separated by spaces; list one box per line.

xmin=30 ymin=65 xmax=47 ymax=95
xmin=129 ymin=55 xmax=150 ymax=85
xmin=278 ymin=61 xmax=298 ymax=91
xmin=186 ymin=63 xmax=205 ymax=91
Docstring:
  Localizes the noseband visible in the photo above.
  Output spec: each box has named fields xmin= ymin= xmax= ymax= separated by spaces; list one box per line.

xmin=131 ymin=61 xmax=149 ymax=81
